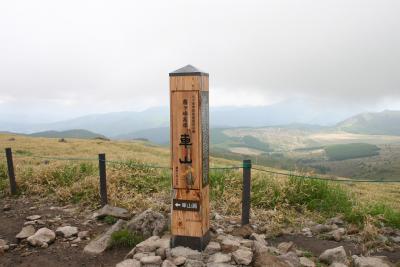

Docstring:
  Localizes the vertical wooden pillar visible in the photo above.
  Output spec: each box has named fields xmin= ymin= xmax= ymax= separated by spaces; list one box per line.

xmin=241 ymin=159 xmax=251 ymax=225
xmin=98 ymin=153 xmax=108 ymax=206
xmin=5 ymin=148 xmax=17 ymax=195
xmin=170 ymin=65 xmax=210 ymax=251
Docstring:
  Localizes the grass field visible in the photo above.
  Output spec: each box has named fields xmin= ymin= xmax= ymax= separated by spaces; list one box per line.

xmin=1 ymin=133 xmax=400 ymax=231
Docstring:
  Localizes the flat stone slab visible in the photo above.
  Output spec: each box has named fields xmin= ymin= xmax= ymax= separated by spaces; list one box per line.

xmin=92 ymin=205 xmax=131 ymax=220
xmin=56 ymin=226 xmax=78 ymax=238
xmin=83 ymin=219 xmax=126 ymax=255
xmin=16 ymin=225 xmax=36 ymax=240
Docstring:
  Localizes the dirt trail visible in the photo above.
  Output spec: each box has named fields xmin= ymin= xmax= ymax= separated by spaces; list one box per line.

xmin=0 ymin=196 xmax=128 ymax=267
xmin=1 ymin=196 xmax=400 ymax=266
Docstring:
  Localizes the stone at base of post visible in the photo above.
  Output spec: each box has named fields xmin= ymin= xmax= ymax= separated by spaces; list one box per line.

xmin=171 ymin=231 xmax=211 ymax=251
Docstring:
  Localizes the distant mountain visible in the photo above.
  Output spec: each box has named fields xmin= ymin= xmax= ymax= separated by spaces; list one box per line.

xmin=0 ymin=99 xmax=360 ymax=137
xmin=336 ymin=110 xmax=400 ymax=135
xmin=29 ymin=129 xmax=106 ymax=139
xmin=116 ymin=127 xmax=170 ymax=144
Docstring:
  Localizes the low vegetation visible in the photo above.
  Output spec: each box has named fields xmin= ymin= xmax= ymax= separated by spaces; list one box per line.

xmin=110 ymin=230 xmax=144 ymax=248
xmin=324 ymin=143 xmax=380 ymax=161
xmin=1 ymin=133 xmax=399 ymax=234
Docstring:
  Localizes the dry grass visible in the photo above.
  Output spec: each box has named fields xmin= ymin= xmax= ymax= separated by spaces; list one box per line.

xmin=1 ymin=133 xmax=399 ymax=232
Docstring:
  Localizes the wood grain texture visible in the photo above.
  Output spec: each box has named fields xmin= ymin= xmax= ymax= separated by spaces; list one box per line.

xmin=170 ymin=73 xmax=210 ymax=238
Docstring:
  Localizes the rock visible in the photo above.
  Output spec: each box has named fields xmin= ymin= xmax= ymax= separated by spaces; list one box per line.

xmin=278 ymin=241 xmax=295 ymax=253
xmin=390 ymin=236 xmax=400 ymax=243
xmin=295 ymin=250 xmax=304 ymax=257
xmin=162 ymin=260 xmax=177 ymax=267
xmin=131 ymin=236 xmax=161 ymax=255
xmin=220 ymin=238 xmax=240 ymax=253
xmin=231 ymin=224 xmax=253 ymax=238
xmin=347 ymin=224 xmax=359 ymax=235
xmin=232 ymin=248 xmax=253 ymax=265
xmin=20 ymin=251 xmax=33 ymax=257
xmin=36 ymin=220 xmax=45 ymax=225
xmin=329 ymin=263 xmax=348 ymax=267
xmin=116 ymin=259 xmax=141 ymax=267
xmin=213 ymin=213 xmax=223 ymax=221
xmin=254 ymin=251 xmax=291 ymax=267
xmin=126 ymin=209 xmax=166 ymax=238
xmin=171 ymin=246 xmax=202 ymax=261
xmin=56 ymin=226 xmax=78 ymax=237
xmin=319 ymin=246 xmax=347 ymax=265
xmin=327 ymin=216 xmax=344 ymax=226
xmin=16 ymin=225 xmax=36 ymax=240
xmin=0 ymin=239 xmax=9 ymax=252
xmin=331 ymin=228 xmax=345 ymax=242
xmin=26 ymin=215 xmax=41 ymax=221
xmin=78 ymin=230 xmax=90 ymax=239
xmin=352 ymin=255 xmax=393 ymax=267
xmin=156 ymin=247 xmax=167 ymax=260
xmin=204 ymin=242 xmax=221 ymax=254
xmin=134 ymin=252 xmax=156 ymax=261
xmin=27 ymin=228 xmax=56 ymax=248
xmin=141 ymin=255 xmax=162 ymax=266
xmin=206 ymin=264 xmax=234 ymax=267
xmin=253 ymin=240 xmax=269 ymax=254
xmin=184 ymin=260 xmax=204 ymax=267
xmin=278 ymin=252 xmax=301 ymax=267
xmin=207 ymin=252 xmax=231 ymax=263
xmin=128 ymin=236 xmax=170 ymax=258
xmin=240 ymin=239 xmax=254 ymax=248
xmin=215 ymin=229 xmax=224 ymax=235
xmin=72 ymin=237 xmax=81 ymax=243
xmin=299 ymin=257 xmax=315 ymax=267
xmin=3 ymin=204 xmax=11 ymax=211
xmin=127 ymin=236 xmax=169 ymax=259
xmin=93 ymin=204 xmax=131 ymax=220
xmin=83 ymin=219 xmax=126 ymax=255
xmin=302 ymin=228 xmax=312 ymax=237
xmin=172 ymin=256 xmax=186 ymax=265
xmin=311 ymin=224 xmax=331 ymax=234
xmin=250 ymin=233 xmax=268 ymax=245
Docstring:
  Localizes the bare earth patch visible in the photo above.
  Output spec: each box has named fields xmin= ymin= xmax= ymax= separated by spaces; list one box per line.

xmin=0 ymin=196 xmax=129 ymax=267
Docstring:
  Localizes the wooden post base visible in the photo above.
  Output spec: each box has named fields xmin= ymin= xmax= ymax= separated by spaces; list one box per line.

xmin=171 ymin=231 xmax=211 ymax=251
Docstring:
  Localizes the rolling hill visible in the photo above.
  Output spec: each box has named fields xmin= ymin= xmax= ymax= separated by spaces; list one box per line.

xmin=29 ymin=129 xmax=107 ymax=139
xmin=0 ymin=98 xmax=359 ymax=137
xmin=336 ymin=110 xmax=400 ymax=135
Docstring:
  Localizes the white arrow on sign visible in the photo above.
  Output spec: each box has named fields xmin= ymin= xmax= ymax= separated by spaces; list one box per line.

xmin=175 ymin=203 xmax=181 ymax=207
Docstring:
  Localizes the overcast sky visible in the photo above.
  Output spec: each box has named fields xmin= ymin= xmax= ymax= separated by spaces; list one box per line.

xmin=0 ymin=0 xmax=399 ymax=122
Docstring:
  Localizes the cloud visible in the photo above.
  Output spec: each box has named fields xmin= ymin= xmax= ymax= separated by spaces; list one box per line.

xmin=0 ymin=0 xmax=399 ymax=121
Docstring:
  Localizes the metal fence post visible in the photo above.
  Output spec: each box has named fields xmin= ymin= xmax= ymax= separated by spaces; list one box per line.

xmin=242 ymin=159 xmax=251 ymax=225
xmin=98 ymin=153 xmax=107 ymax=206
xmin=5 ymin=148 xmax=17 ymax=195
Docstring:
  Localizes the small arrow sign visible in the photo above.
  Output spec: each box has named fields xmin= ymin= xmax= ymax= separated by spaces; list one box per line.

xmin=173 ymin=199 xmax=200 ymax=212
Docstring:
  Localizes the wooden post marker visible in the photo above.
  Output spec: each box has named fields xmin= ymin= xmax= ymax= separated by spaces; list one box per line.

xmin=5 ymin=148 xmax=17 ymax=195
xmin=169 ymin=65 xmax=210 ymax=251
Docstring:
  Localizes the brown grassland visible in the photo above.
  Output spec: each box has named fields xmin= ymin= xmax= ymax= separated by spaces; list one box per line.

xmin=1 ymin=133 xmax=400 ymax=234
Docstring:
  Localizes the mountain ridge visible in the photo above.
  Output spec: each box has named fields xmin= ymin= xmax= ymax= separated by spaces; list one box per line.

xmin=336 ymin=110 xmax=400 ymax=135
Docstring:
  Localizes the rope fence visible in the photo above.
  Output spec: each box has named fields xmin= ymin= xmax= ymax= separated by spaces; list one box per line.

xmin=3 ymin=148 xmax=400 ymax=183
xmin=2 ymin=147 xmax=400 ymax=225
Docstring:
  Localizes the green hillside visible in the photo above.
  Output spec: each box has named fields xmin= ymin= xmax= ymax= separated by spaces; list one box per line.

xmin=29 ymin=129 xmax=107 ymax=139
xmin=324 ymin=143 xmax=380 ymax=161
xmin=336 ymin=110 xmax=400 ymax=135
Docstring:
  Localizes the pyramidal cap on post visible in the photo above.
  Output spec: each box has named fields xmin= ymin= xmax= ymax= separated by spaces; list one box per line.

xmin=169 ymin=64 xmax=210 ymax=251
